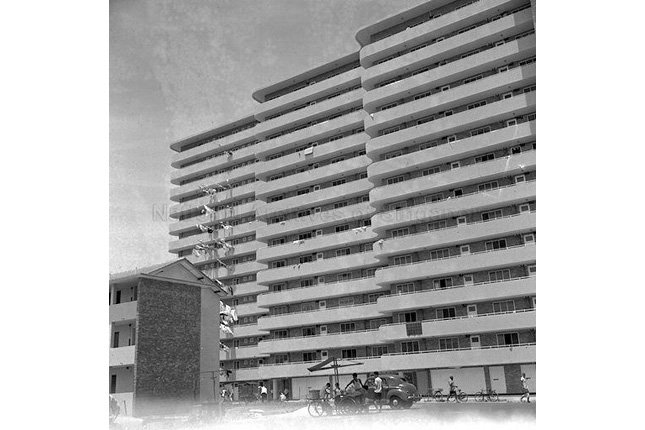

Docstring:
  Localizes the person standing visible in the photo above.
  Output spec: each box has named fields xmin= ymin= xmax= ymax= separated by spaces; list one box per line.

xmin=446 ymin=376 xmax=460 ymax=403
xmin=258 ymin=382 xmax=268 ymax=402
xmin=520 ymin=373 xmax=531 ymax=403
xmin=373 ymin=372 xmax=384 ymax=412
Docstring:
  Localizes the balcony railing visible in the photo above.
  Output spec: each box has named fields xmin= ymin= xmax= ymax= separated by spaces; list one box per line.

xmin=265 ymin=299 xmax=378 ymax=319
xmin=260 ymin=273 xmax=378 ymax=298
xmin=383 ymin=210 xmax=535 ymax=242
xmin=381 ymin=274 xmax=534 ymax=299
xmin=261 ymin=327 xmax=380 ymax=344
xmin=384 ymin=341 xmax=536 ymax=357
xmin=266 ymin=247 xmax=375 ymax=273
xmin=377 ymin=179 xmax=535 ymax=218
xmin=379 ymin=307 xmax=535 ymax=330
xmin=377 ymin=242 xmax=534 ymax=272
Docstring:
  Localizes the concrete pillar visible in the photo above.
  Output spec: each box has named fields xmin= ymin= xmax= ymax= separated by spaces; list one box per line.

xmin=272 ymin=379 xmax=279 ymax=400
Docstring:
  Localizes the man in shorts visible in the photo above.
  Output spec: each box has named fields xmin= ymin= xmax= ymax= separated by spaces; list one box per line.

xmin=372 ymin=371 xmax=383 ymax=412
xmin=520 ymin=373 xmax=531 ymax=403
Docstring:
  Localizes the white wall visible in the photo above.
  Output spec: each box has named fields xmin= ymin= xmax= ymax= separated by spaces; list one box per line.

xmin=430 ymin=367 xmax=486 ymax=395
xmin=110 ymin=367 xmax=134 ymax=393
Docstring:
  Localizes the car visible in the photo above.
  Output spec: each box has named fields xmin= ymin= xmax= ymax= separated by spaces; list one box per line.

xmin=364 ymin=375 xmax=421 ymax=409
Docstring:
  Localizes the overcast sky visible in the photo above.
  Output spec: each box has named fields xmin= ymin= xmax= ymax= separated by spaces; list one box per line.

xmin=109 ymin=0 xmax=427 ymax=273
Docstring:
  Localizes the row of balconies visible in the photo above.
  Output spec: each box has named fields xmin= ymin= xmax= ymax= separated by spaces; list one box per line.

xmin=169 ymin=220 xmax=259 ymax=251
xmin=169 ymin=182 xmax=256 ymax=220
xmin=169 ymin=201 xmax=258 ymax=235
xmin=365 ymin=62 xmax=535 ymax=135
xmin=361 ymin=7 xmax=534 ymax=90
xmin=170 ymin=162 xmax=257 ymax=203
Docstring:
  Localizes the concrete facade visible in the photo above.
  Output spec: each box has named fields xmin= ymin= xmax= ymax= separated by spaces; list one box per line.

xmin=168 ymin=0 xmax=536 ymax=400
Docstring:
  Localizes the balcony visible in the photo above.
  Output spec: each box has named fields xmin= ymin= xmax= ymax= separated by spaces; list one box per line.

xmin=109 ymin=301 xmax=137 ymax=323
xmin=171 ymin=126 xmax=257 ymax=168
xmin=171 ymin=143 xmax=257 ymax=185
xmin=227 ymin=323 xmax=266 ymax=338
xmin=366 ymin=92 xmax=536 ymax=158
xmin=254 ymin=110 xmax=366 ymax=158
xmin=368 ymin=121 xmax=535 ymax=182
xmin=258 ymin=302 xmax=383 ymax=331
xmin=256 ymin=227 xmax=378 ymax=262
xmin=177 ymin=240 xmax=261 ymax=261
xmin=256 ymin=156 xmax=372 ymax=199
xmin=380 ymin=342 xmax=536 ymax=370
xmin=256 ymin=179 xmax=374 ymax=219
xmin=234 ymin=302 xmax=269 ymax=317
xmin=258 ymin=328 xmax=381 ymax=355
xmin=169 ymin=201 xmax=258 ymax=235
xmin=109 ymin=346 xmax=135 ymax=367
xmin=255 ymin=133 xmax=368 ymax=179
xmin=370 ymin=151 xmax=536 ymax=210
xmin=379 ymin=308 xmax=535 ymax=341
xmin=375 ymin=243 xmax=535 ymax=285
xmin=220 ymin=345 xmax=268 ymax=361
xmin=376 ymin=276 xmax=535 ymax=314
xmin=201 ymin=261 xmax=267 ymax=281
xmin=375 ymin=211 xmax=536 ymax=258
xmin=169 ymin=163 xmax=257 ymax=202
xmin=254 ymin=67 xmax=362 ymax=120
xmin=169 ymin=220 xmax=260 ymax=250
xmin=230 ymin=282 xmax=267 ymax=298
xmin=359 ymin=0 xmax=526 ymax=61
xmin=257 ymin=276 xmax=383 ymax=308
xmin=361 ymin=8 xmax=534 ymax=90
xmin=254 ymin=88 xmax=365 ymax=138
xmin=366 ymin=63 xmax=535 ymax=135
xmin=257 ymin=251 xmax=380 ymax=285
xmin=256 ymin=202 xmax=376 ymax=241
xmin=230 ymin=367 xmax=261 ymax=382
xmin=169 ymin=182 xmax=256 ymax=219
xmin=257 ymin=356 xmax=382 ymax=380
xmin=370 ymin=180 xmax=535 ymax=232
xmin=363 ymin=33 xmax=535 ymax=112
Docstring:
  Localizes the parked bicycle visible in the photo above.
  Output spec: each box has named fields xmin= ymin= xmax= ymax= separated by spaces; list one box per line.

xmin=431 ymin=388 xmax=467 ymax=402
xmin=475 ymin=388 xmax=499 ymax=402
xmin=307 ymin=390 xmax=362 ymax=417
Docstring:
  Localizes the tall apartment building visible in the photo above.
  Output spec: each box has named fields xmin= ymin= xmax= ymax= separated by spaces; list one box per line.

xmin=168 ymin=0 xmax=536 ymax=402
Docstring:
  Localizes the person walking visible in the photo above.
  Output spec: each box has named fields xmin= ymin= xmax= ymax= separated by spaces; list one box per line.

xmin=373 ymin=372 xmax=383 ymax=412
xmin=258 ymin=382 xmax=268 ymax=402
xmin=446 ymin=376 xmax=460 ymax=403
xmin=345 ymin=373 xmax=366 ymax=410
xmin=520 ymin=373 xmax=531 ymax=403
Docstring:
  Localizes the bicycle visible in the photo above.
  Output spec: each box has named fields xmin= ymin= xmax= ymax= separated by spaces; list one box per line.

xmin=432 ymin=388 xmax=445 ymax=402
xmin=475 ymin=388 xmax=499 ymax=402
xmin=446 ymin=388 xmax=468 ymax=403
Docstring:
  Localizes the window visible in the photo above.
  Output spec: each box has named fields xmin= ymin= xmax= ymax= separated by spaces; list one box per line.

xmin=433 ymin=278 xmax=453 ymax=289
xmin=381 ymin=126 xmax=400 ymax=136
xmin=523 ymin=85 xmax=536 ymax=93
xmin=368 ymin=293 xmax=383 ymax=303
xmin=389 ymin=201 xmax=408 ymax=210
xmin=428 ymin=220 xmax=447 ymax=231
xmin=271 ymin=260 xmax=286 ymax=268
xmin=395 ymin=283 xmax=415 ymax=294
xmin=493 ymin=300 xmax=515 ymax=313
xmin=391 ymin=228 xmax=410 ymax=238
xmin=439 ymin=337 xmax=459 ymax=351
xmin=110 ymin=375 xmax=117 ymax=394
xmin=447 ymin=135 xmax=458 ymax=143
xmin=300 ymin=279 xmax=314 ymax=288
xmin=271 ymin=284 xmax=284 ymax=292
xmin=384 ymin=150 xmax=402 ymax=160
xmin=297 ymin=188 xmax=311 ymax=196
xmin=502 ymin=92 xmax=513 ymax=100
xmin=386 ymin=176 xmax=405 ymax=185
xmin=481 ymin=209 xmax=503 ymax=221
xmin=414 ymin=91 xmax=432 ymax=101
xmin=485 ymin=239 xmax=507 ymax=251
xmin=332 ymin=178 xmax=346 ymax=186
xmin=511 ymin=146 xmax=522 ymax=155
xmin=524 ymin=233 xmax=536 ymax=243
xmin=371 ymin=346 xmax=388 ymax=356
xmin=436 ymin=307 xmax=456 ymax=319
xmin=274 ymin=330 xmax=288 ymax=339
xmin=475 ymin=153 xmax=495 ymax=163
xmin=336 ymin=248 xmax=351 ymax=257
xmin=339 ymin=297 xmax=355 ymax=307
xmin=341 ymin=349 xmax=357 ymax=359
xmin=463 ymin=74 xmax=483 ymax=84
xmin=337 ymin=273 xmax=351 ymax=282
xmin=467 ymin=100 xmax=487 ymax=110
xmin=519 ymin=203 xmax=531 ymax=212
xmin=340 ymin=322 xmax=356 ymax=333
xmin=478 ymin=181 xmax=499 ymax=191
xmin=422 ymin=166 xmax=441 ymax=176
xmin=444 ymin=110 xmax=453 ymax=116
xmin=426 ymin=193 xmax=443 ymax=203
xmin=515 ymin=175 xmax=526 ymax=184
xmin=417 ymin=116 xmax=434 ymax=125
xmin=495 ymin=40 xmax=505 ymax=46
xmin=441 ymin=85 xmax=450 ymax=92
xmin=335 ymin=224 xmax=350 ymax=233
xmin=430 ymin=248 xmax=450 ymax=260
xmin=393 ymin=255 xmax=412 ymax=265
xmin=401 ymin=341 xmax=419 ymax=353
xmin=506 ymin=119 xmax=518 ymax=127
xmin=471 ymin=126 xmax=491 ymax=137
xmin=303 ymin=352 xmax=317 ymax=362
xmin=297 ymin=209 xmax=311 ymax=218
xmin=497 ymin=333 xmax=520 ymax=346
xmin=299 ymin=255 xmax=313 ymax=264
xmin=380 ymin=102 xmax=398 ymax=111
xmin=275 ymin=354 xmax=289 ymax=364
xmin=302 ymin=327 xmax=316 ymax=337
xmin=489 ymin=269 xmax=511 ymax=282
xmin=334 ymin=201 xmax=348 ymax=209
xmin=528 ymin=264 xmax=536 ymax=275
xmin=498 ymin=65 xmax=509 ymax=73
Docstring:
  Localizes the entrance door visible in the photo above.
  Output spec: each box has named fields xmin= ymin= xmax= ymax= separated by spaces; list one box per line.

xmin=470 ymin=335 xmax=481 ymax=349
xmin=489 ymin=366 xmax=507 ymax=394
xmin=467 ymin=304 xmax=477 ymax=317
xmin=112 ymin=332 xmax=119 ymax=348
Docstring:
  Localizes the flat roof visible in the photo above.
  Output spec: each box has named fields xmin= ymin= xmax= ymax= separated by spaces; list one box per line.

xmin=169 ymin=113 xmax=257 ymax=152
xmin=354 ymin=0 xmax=452 ymax=46
xmin=251 ymin=51 xmax=359 ymax=103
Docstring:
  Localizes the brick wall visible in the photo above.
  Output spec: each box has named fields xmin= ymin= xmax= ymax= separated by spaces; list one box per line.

xmin=133 ymin=278 xmax=202 ymax=417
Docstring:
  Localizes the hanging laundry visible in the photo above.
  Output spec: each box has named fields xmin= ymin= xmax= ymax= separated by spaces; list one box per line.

xmin=216 ymin=258 xmax=228 ymax=268
xmin=220 ymin=324 xmax=233 ymax=335
xmin=203 ymin=205 xmax=215 ymax=215
xmin=293 ymin=239 xmax=304 ymax=245
xmin=219 ymin=342 xmax=230 ymax=351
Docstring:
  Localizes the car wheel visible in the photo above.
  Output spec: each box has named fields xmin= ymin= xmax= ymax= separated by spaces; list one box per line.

xmin=401 ymin=400 xmax=413 ymax=409
xmin=389 ymin=397 xmax=403 ymax=409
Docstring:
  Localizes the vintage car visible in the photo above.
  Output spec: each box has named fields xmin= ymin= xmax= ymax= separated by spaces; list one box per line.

xmin=364 ymin=375 xmax=422 ymax=409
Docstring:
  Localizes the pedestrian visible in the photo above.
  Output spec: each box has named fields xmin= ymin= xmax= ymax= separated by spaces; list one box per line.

xmin=259 ymin=382 xmax=268 ymax=402
xmin=279 ymin=391 xmax=287 ymax=402
xmin=447 ymin=376 xmax=460 ymax=403
xmin=333 ymin=382 xmax=342 ymax=398
xmin=345 ymin=373 xmax=366 ymax=410
xmin=520 ymin=373 xmax=531 ymax=403
xmin=321 ymin=382 xmax=333 ymax=414
xmin=373 ymin=371 xmax=383 ymax=412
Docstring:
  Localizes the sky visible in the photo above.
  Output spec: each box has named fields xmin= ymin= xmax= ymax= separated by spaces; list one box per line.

xmin=109 ymin=0 xmax=428 ymax=273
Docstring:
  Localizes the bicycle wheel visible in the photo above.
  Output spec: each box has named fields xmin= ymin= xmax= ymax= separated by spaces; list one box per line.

xmin=339 ymin=397 xmax=357 ymax=414
xmin=475 ymin=392 xmax=485 ymax=402
xmin=489 ymin=391 xmax=498 ymax=402
xmin=458 ymin=392 xmax=468 ymax=402
xmin=433 ymin=392 xmax=444 ymax=402
xmin=308 ymin=402 xmax=324 ymax=417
